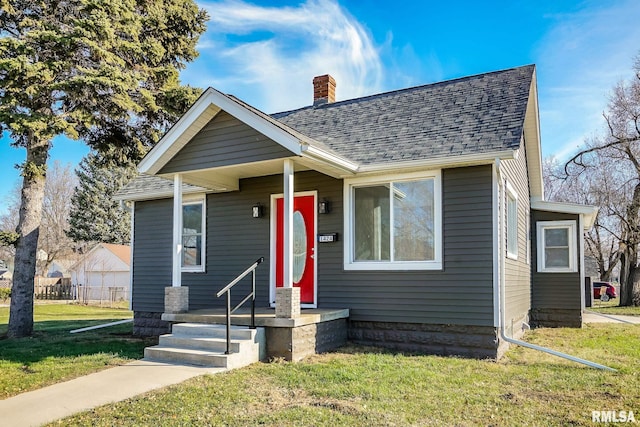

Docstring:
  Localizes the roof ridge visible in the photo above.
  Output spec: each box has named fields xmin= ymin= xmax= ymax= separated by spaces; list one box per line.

xmin=272 ymin=64 xmax=535 ymax=117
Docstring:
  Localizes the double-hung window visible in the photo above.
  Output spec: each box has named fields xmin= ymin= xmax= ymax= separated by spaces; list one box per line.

xmin=182 ymin=197 xmax=206 ymax=272
xmin=536 ymin=220 xmax=577 ymax=273
xmin=344 ymin=171 xmax=442 ymax=270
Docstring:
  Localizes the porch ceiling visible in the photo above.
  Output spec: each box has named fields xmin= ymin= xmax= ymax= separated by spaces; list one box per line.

xmin=159 ymin=158 xmax=313 ymax=192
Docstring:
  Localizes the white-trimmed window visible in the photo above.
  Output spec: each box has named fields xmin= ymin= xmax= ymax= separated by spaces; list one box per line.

xmin=505 ymin=182 xmax=518 ymax=260
xmin=344 ymin=171 xmax=442 ymax=270
xmin=182 ymin=197 xmax=206 ymax=272
xmin=536 ymin=220 xmax=577 ymax=273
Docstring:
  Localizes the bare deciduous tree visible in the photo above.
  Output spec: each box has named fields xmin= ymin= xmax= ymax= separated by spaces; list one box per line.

xmin=544 ymin=152 xmax=622 ymax=282
xmin=564 ymin=54 xmax=640 ymax=306
xmin=0 ymin=161 xmax=78 ymax=276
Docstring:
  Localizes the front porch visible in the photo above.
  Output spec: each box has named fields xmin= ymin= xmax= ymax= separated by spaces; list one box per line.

xmin=162 ymin=308 xmax=350 ymax=361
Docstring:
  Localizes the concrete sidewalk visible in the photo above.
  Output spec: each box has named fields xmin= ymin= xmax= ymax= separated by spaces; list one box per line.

xmin=583 ymin=311 xmax=640 ymax=324
xmin=0 ymin=360 xmax=224 ymax=427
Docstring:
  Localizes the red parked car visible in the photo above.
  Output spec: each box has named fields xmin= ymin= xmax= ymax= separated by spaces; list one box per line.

xmin=593 ymin=282 xmax=617 ymax=301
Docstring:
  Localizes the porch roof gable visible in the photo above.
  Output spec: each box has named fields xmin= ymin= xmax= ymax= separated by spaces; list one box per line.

xmin=138 ymin=87 xmax=356 ymax=177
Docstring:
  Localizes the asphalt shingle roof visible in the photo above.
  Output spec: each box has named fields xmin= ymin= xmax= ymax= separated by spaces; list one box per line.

xmin=116 ymin=65 xmax=534 ymax=199
xmin=272 ymin=65 xmax=534 ymax=164
xmin=115 ymin=174 xmax=208 ymax=199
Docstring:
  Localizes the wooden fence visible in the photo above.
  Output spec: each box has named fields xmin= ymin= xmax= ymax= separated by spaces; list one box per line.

xmin=33 ymin=277 xmax=73 ymax=300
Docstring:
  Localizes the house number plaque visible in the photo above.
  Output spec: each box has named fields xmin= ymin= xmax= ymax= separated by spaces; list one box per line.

xmin=318 ymin=233 xmax=339 ymax=243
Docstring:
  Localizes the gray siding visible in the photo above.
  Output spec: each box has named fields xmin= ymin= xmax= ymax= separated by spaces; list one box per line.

xmin=133 ymin=166 xmax=495 ymax=326
xmin=501 ymin=142 xmax=532 ymax=330
xmin=531 ymin=210 xmax=581 ymax=310
xmin=159 ymin=111 xmax=294 ymax=174
xmin=132 ymin=199 xmax=173 ymax=311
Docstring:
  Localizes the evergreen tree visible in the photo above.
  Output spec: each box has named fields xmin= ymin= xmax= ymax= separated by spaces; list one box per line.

xmin=0 ymin=0 xmax=208 ymax=337
xmin=68 ymin=153 xmax=136 ymax=245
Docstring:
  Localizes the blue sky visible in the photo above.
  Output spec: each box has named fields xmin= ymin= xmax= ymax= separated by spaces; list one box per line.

xmin=1 ymin=0 xmax=639 ymax=216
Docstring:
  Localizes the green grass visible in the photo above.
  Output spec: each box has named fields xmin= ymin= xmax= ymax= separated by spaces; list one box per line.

xmin=57 ymin=323 xmax=640 ymax=427
xmin=0 ymin=303 xmax=155 ymax=398
xmin=590 ymin=299 xmax=640 ymax=316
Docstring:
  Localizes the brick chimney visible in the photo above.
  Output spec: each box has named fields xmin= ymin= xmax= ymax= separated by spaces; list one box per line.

xmin=313 ymin=74 xmax=336 ymax=106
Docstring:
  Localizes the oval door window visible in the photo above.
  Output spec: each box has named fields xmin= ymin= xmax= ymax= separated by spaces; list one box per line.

xmin=292 ymin=210 xmax=307 ymax=284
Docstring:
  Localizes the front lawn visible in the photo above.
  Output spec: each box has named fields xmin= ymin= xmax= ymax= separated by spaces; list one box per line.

xmin=590 ymin=299 xmax=640 ymax=316
xmin=0 ymin=303 xmax=155 ymax=398
xmin=57 ymin=323 xmax=640 ymax=427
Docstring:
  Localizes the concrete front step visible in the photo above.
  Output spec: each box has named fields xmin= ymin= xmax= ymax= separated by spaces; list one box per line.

xmin=171 ymin=323 xmax=257 ymax=340
xmin=144 ymin=323 xmax=266 ymax=369
xmin=158 ymin=335 xmax=244 ymax=353
xmin=144 ymin=346 xmax=231 ymax=368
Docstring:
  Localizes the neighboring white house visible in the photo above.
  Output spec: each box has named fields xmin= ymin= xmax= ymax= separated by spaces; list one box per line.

xmin=69 ymin=243 xmax=131 ymax=302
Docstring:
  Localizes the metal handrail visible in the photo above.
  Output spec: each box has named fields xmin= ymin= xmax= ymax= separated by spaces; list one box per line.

xmin=215 ymin=257 xmax=264 ymax=354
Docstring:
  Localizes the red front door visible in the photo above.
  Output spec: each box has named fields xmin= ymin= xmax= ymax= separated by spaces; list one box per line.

xmin=274 ymin=194 xmax=316 ymax=305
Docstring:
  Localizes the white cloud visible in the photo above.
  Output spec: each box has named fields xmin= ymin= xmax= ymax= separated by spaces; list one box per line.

xmin=184 ymin=0 xmax=383 ymax=113
xmin=535 ymin=0 xmax=640 ymax=160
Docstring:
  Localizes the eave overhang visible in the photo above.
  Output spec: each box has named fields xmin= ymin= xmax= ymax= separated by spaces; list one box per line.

xmin=531 ymin=200 xmax=599 ymax=229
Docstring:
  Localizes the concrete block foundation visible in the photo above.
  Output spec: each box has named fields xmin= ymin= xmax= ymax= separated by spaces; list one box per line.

xmin=348 ymin=320 xmax=500 ymax=359
xmin=530 ymin=308 xmax=582 ymax=328
xmin=266 ymin=318 xmax=348 ymax=361
xmin=134 ymin=311 xmax=170 ymax=336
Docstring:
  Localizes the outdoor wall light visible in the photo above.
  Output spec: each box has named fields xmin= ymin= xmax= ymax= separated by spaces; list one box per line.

xmin=252 ymin=203 xmax=264 ymax=218
xmin=318 ymin=199 xmax=331 ymax=214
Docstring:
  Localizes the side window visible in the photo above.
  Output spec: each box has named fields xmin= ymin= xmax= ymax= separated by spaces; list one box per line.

xmin=506 ymin=182 xmax=518 ymax=260
xmin=182 ymin=199 xmax=205 ymax=272
xmin=536 ymin=220 xmax=577 ymax=273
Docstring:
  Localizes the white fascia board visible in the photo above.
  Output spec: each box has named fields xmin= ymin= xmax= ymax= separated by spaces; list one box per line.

xmin=356 ymin=149 xmax=515 ymax=175
xmin=531 ymin=200 xmax=599 ymax=229
xmin=301 ymin=145 xmax=359 ymax=175
xmin=524 ymin=71 xmax=544 ymax=200
xmin=139 ymin=88 xmax=220 ymax=174
xmin=139 ymin=88 xmax=303 ymax=175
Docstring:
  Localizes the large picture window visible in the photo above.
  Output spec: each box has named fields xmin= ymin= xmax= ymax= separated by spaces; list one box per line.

xmin=345 ymin=171 xmax=442 ymax=270
xmin=182 ymin=199 xmax=205 ymax=272
xmin=536 ymin=220 xmax=577 ymax=273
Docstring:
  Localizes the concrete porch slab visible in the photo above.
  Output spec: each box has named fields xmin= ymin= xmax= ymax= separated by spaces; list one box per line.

xmin=162 ymin=307 xmax=349 ymax=328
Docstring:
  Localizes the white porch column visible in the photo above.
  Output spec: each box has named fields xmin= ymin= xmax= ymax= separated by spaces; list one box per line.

xmin=172 ymin=173 xmax=183 ymax=287
xmin=276 ymin=159 xmax=300 ymax=318
xmin=283 ymin=159 xmax=294 ymax=288
xmin=166 ymin=173 xmax=188 ymax=314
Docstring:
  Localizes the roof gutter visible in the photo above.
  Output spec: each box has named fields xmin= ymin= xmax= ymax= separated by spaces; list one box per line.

xmin=301 ymin=144 xmax=360 ymax=174
xmin=358 ymin=149 xmax=516 ymax=174
xmin=113 ymin=187 xmax=209 ymax=202
xmin=531 ymin=200 xmax=599 ymax=229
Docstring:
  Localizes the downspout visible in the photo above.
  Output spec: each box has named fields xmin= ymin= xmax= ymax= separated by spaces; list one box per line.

xmin=493 ymin=159 xmax=616 ymax=372
xmin=127 ymin=200 xmax=134 ymax=311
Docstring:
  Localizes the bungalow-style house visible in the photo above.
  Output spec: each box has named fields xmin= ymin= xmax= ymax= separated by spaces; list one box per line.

xmin=117 ymin=65 xmax=597 ymax=361
xmin=69 ymin=243 xmax=131 ymax=302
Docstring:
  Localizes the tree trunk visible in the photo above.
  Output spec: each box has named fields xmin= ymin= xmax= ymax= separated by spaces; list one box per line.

xmin=619 ymin=180 xmax=640 ymax=307
xmin=619 ymin=248 xmax=640 ymax=306
xmin=620 ymin=264 xmax=640 ymax=306
xmin=7 ymin=139 xmax=50 ymax=338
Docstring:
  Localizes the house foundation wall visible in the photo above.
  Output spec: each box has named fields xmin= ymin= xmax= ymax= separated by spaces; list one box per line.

xmin=530 ymin=308 xmax=582 ymax=328
xmin=134 ymin=311 xmax=170 ymax=336
xmin=348 ymin=321 xmax=500 ymax=359
xmin=266 ymin=318 xmax=347 ymax=361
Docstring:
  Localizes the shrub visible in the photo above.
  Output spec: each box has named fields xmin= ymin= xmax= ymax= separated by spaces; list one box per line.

xmin=0 ymin=288 xmax=11 ymax=301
